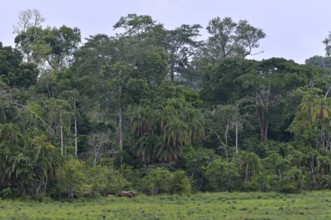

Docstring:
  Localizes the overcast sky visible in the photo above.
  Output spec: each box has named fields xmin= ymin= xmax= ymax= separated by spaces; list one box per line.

xmin=1 ymin=0 xmax=330 ymax=64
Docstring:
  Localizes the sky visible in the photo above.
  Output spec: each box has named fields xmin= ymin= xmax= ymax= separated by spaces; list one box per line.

xmin=1 ymin=0 xmax=331 ymax=64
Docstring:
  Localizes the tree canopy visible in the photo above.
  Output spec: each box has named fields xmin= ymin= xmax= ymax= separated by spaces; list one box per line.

xmin=1 ymin=10 xmax=331 ymax=199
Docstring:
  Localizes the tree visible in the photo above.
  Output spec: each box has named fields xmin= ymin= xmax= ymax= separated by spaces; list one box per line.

xmin=0 ymin=123 xmax=22 ymax=190
xmin=323 ymin=32 xmax=331 ymax=57
xmin=114 ymin=14 xmax=204 ymax=84
xmin=130 ymin=84 xmax=204 ymax=163
xmin=200 ymin=57 xmax=257 ymax=104
xmin=15 ymin=25 xmax=81 ymax=71
xmin=130 ymin=103 xmax=158 ymax=164
xmin=237 ymin=58 xmax=313 ymax=141
xmin=237 ymin=151 xmax=261 ymax=184
xmin=88 ymin=132 xmax=111 ymax=167
xmin=0 ymin=42 xmax=38 ymax=88
xmin=165 ymin=24 xmax=202 ymax=82
xmin=289 ymin=87 xmax=331 ymax=150
xmin=114 ymin=14 xmax=159 ymax=37
xmin=58 ymin=89 xmax=82 ymax=156
xmin=306 ymin=56 xmax=331 ymax=72
xmin=13 ymin=9 xmax=45 ymax=63
xmin=207 ymin=104 xmax=242 ymax=158
xmin=0 ymin=123 xmax=63 ymax=196
xmin=74 ymin=22 xmax=168 ymax=154
xmin=203 ymin=17 xmax=265 ymax=60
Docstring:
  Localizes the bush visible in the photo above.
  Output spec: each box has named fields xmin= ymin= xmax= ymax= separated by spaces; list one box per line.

xmin=84 ymin=165 xmax=133 ymax=196
xmin=181 ymin=146 xmax=218 ymax=191
xmin=1 ymin=187 xmax=13 ymax=198
xmin=171 ymin=170 xmax=192 ymax=194
xmin=278 ymin=167 xmax=305 ymax=193
xmin=138 ymin=167 xmax=192 ymax=195
xmin=204 ymin=159 xmax=240 ymax=192
xmin=139 ymin=167 xmax=173 ymax=195
xmin=108 ymin=170 xmax=132 ymax=195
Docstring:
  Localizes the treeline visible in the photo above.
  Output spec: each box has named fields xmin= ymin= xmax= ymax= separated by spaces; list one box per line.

xmin=1 ymin=9 xmax=331 ymax=199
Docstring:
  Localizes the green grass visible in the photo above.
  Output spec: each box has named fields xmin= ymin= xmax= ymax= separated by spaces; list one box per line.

xmin=0 ymin=191 xmax=330 ymax=219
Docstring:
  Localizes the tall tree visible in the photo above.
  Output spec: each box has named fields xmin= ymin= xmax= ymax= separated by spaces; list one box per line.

xmin=0 ymin=42 xmax=38 ymax=88
xmin=13 ymin=9 xmax=45 ymax=63
xmin=165 ymin=24 xmax=202 ymax=82
xmin=130 ymin=83 xmax=204 ymax=163
xmin=323 ymin=32 xmax=331 ymax=57
xmin=237 ymin=58 xmax=313 ymax=141
xmin=203 ymin=17 xmax=265 ymax=60
xmin=207 ymin=104 xmax=242 ymax=158
xmin=15 ymin=25 xmax=81 ymax=71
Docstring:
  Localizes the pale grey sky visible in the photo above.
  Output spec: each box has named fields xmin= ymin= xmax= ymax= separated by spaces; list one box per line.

xmin=1 ymin=0 xmax=330 ymax=64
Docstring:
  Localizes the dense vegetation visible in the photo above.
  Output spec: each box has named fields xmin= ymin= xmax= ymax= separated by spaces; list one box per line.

xmin=1 ymin=9 xmax=331 ymax=199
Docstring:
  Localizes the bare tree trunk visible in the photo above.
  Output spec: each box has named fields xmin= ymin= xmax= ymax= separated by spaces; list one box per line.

xmin=60 ymin=113 xmax=64 ymax=155
xmin=235 ymin=121 xmax=239 ymax=154
xmin=257 ymin=107 xmax=268 ymax=141
xmin=264 ymin=118 xmax=269 ymax=141
xmin=170 ymin=54 xmax=175 ymax=83
xmin=45 ymin=77 xmax=52 ymax=98
xmin=74 ymin=100 xmax=78 ymax=156
xmin=118 ymin=86 xmax=123 ymax=152
xmin=74 ymin=115 xmax=78 ymax=156
xmin=93 ymin=146 xmax=98 ymax=167
xmin=256 ymin=107 xmax=264 ymax=141
xmin=224 ymin=122 xmax=229 ymax=161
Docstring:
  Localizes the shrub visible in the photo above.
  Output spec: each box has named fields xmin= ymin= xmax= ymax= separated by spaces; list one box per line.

xmin=171 ymin=170 xmax=192 ymax=194
xmin=204 ymin=159 xmax=240 ymax=192
xmin=278 ymin=167 xmax=305 ymax=193
xmin=139 ymin=167 xmax=174 ymax=195
xmin=0 ymin=187 xmax=13 ymax=198
xmin=138 ymin=167 xmax=192 ymax=195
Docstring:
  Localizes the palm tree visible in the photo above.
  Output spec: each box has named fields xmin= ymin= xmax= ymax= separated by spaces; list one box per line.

xmin=0 ymin=123 xmax=22 ymax=189
xmin=158 ymin=116 xmax=190 ymax=162
xmin=237 ymin=151 xmax=261 ymax=182
xmin=130 ymin=104 xmax=158 ymax=164
xmin=296 ymin=89 xmax=331 ymax=149
xmin=130 ymin=96 xmax=205 ymax=164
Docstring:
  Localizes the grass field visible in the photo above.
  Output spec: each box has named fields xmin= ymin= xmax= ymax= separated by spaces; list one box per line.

xmin=0 ymin=191 xmax=330 ymax=219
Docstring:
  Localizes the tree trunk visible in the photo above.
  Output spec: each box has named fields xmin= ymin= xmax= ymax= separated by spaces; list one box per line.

xmin=224 ymin=122 xmax=229 ymax=161
xmin=74 ymin=100 xmax=78 ymax=157
xmin=74 ymin=115 xmax=78 ymax=156
xmin=235 ymin=121 xmax=238 ymax=154
xmin=245 ymin=164 xmax=249 ymax=181
xmin=93 ymin=146 xmax=98 ymax=167
xmin=256 ymin=107 xmax=268 ymax=141
xmin=170 ymin=54 xmax=175 ymax=83
xmin=118 ymin=86 xmax=123 ymax=152
xmin=264 ymin=118 xmax=269 ymax=141
xmin=60 ymin=113 xmax=64 ymax=155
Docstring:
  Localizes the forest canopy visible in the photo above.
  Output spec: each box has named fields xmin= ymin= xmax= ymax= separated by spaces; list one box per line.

xmin=1 ymin=9 xmax=331 ymax=199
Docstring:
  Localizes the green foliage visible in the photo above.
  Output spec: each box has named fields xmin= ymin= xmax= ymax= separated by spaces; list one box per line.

xmin=2 ymin=12 xmax=331 ymax=198
xmin=130 ymin=84 xmax=205 ymax=163
xmin=204 ymin=158 xmax=240 ymax=192
xmin=58 ymin=156 xmax=87 ymax=195
xmin=171 ymin=170 xmax=192 ymax=194
xmin=204 ymin=17 xmax=265 ymax=60
xmin=0 ymin=43 xmax=38 ymax=88
xmin=138 ymin=167 xmax=192 ymax=195
xmin=139 ymin=167 xmax=174 ymax=195
xmin=278 ymin=167 xmax=305 ymax=193
xmin=15 ymin=25 xmax=81 ymax=70
xmin=0 ymin=187 xmax=13 ymax=198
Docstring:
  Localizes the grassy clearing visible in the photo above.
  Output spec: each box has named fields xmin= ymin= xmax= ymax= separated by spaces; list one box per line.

xmin=0 ymin=191 xmax=330 ymax=219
